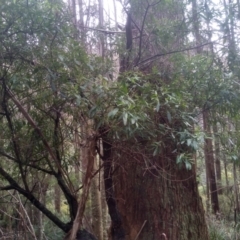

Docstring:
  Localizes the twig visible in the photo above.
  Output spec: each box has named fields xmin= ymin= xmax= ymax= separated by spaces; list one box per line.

xmin=136 ymin=1 xmax=152 ymax=65
xmin=78 ymin=25 xmax=125 ymax=34
xmin=136 ymin=41 xmax=215 ymax=67
xmin=10 ymin=192 xmax=38 ymax=240
xmin=161 ymin=233 xmax=168 ymax=240
xmin=134 ymin=220 xmax=147 ymax=240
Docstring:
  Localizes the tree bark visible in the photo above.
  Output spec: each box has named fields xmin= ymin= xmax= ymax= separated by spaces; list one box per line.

xmin=112 ymin=146 xmax=209 ymax=240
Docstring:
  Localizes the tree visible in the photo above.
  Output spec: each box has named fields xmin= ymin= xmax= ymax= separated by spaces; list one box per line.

xmin=4 ymin=0 xmax=240 ymax=239
xmin=97 ymin=0 xmax=209 ymax=239
xmin=0 ymin=0 xmax=97 ymax=239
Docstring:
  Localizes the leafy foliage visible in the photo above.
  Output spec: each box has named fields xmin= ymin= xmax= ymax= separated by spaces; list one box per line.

xmin=1 ymin=0 xmax=240 ymax=238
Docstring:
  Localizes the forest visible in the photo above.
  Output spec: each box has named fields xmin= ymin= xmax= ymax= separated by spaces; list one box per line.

xmin=0 ymin=0 xmax=240 ymax=239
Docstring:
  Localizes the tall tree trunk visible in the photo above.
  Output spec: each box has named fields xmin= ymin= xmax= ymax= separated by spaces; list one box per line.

xmin=213 ymin=122 xmax=222 ymax=194
xmin=204 ymin=133 xmax=210 ymax=212
xmin=204 ymin=2 xmax=222 ymax=197
xmin=71 ymin=0 xmax=77 ymax=27
xmin=203 ymin=111 xmax=219 ymax=214
xmin=233 ymin=162 xmax=240 ymax=213
xmin=192 ymin=0 xmax=219 ymax=214
xmin=192 ymin=0 xmax=202 ymax=54
xmin=98 ymin=0 xmax=104 ymax=58
xmin=66 ymin=136 xmax=97 ymax=240
xmin=101 ymin=134 xmax=125 ymax=240
xmin=101 ymin=171 xmax=110 ymax=240
xmin=78 ymin=0 xmax=86 ymax=46
xmin=91 ymin=158 xmax=103 ymax=240
xmin=223 ymin=154 xmax=229 ymax=193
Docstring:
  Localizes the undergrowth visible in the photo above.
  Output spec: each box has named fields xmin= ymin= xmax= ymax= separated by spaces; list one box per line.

xmin=207 ymin=215 xmax=240 ymax=240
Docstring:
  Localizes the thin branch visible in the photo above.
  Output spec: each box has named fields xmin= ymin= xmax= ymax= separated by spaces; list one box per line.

xmin=0 ymin=185 xmax=14 ymax=190
xmin=5 ymin=88 xmax=75 ymax=190
xmin=78 ymin=25 xmax=125 ymax=34
xmin=136 ymin=2 xmax=151 ymax=65
xmin=122 ymin=4 xmax=141 ymax=32
xmin=136 ymin=41 xmax=215 ymax=67
xmin=2 ymin=85 xmax=29 ymax=192
xmin=134 ymin=220 xmax=147 ymax=240
xmin=0 ymin=150 xmax=55 ymax=175
xmin=4 ymin=87 xmax=79 ymax=221
xmin=0 ymin=151 xmax=17 ymax=162
xmin=0 ymin=166 xmax=69 ymax=232
xmin=11 ymin=192 xmax=38 ymax=240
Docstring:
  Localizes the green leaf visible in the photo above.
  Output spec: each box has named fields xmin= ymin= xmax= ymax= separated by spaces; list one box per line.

xmin=87 ymin=63 xmax=94 ymax=71
xmin=192 ymin=140 xmax=198 ymax=150
xmin=74 ymin=59 xmax=81 ymax=66
xmin=58 ymin=55 xmax=64 ymax=62
xmin=96 ymin=119 xmax=104 ymax=130
xmin=167 ymin=111 xmax=171 ymax=123
xmin=89 ymin=106 xmax=97 ymax=118
xmin=76 ymin=96 xmax=81 ymax=106
xmin=108 ymin=108 xmax=119 ymax=118
xmin=231 ymin=155 xmax=238 ymax=161
xmin=123 ymin=112 xmax=128 ymax=126
xmin=187 ymin=139 xmax=192 ymax=146
xmin=176 ymin=154 xmax=183 ymax=164
xmin=185 ymin=161 xmax=192 ymax=170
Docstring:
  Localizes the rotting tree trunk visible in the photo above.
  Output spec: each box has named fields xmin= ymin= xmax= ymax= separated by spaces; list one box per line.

xmin=112 ymin=145 xmax=209 ymax=240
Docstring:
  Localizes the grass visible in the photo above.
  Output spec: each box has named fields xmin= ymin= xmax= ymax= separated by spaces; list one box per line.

xmin=207 ymin=215 xmax=240 ymax=240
